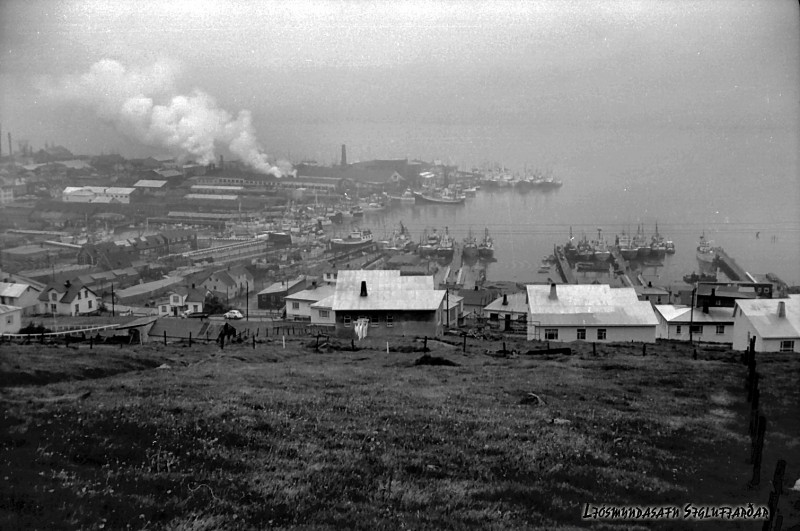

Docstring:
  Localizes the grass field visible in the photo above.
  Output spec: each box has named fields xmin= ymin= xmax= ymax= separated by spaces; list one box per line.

xmin=1 ymin=336 xmax=798 ymax=530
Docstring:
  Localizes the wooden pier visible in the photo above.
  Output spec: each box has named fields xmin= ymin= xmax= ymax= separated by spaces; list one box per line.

xmin=553 ymin=245 xmax=577 ymax=284
xmin=714 ymin=247 xmax=748 ymax=281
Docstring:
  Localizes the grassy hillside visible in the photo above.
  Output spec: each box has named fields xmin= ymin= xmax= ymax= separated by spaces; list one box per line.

xmin=1 ymin=337 xmax=798 ymax=530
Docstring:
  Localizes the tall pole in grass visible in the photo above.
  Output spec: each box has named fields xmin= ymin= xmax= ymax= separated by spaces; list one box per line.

xmin=246 ymin=281 xmax=249 ymax=321
xmin=689 ymin=286 xmax=696 ymax=344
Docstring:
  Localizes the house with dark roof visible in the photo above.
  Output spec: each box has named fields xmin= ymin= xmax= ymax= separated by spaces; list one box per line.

xmin=257 ymin=277 xmax=308 ymax=311
xmin=196 ymin=269 xmax=239 ymax=301
xmin=484 ymin=292 xmax=529 ymax=332
xmin=77 ymin=242 xmax=134 ymax=270
xmin=37 ymin=281 xmax=99 ymax=316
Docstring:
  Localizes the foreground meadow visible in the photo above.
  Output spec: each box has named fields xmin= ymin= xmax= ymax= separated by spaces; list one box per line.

xmin=1 ymin=337 xmax=798 ymax=530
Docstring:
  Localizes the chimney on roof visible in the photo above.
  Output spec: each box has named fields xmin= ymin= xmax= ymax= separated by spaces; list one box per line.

xmin=778 ymin=301 xmax=786 ymax=318
xmin=502 ymin=294 xmax=508 ymax=306
xmin=219 ymin=154 xmax=224 ymax=170
xmin=702 ymin=300 xmax=709 ymax=313
xmin=549 ymin=283 xmax=558 ymax=300
xmin=341 ymin=144 xmax=347 ymax=166
xmin=360 ymin=280 xmax=367 ymax=297
xmin=710 ymin=288 xmax=716 ymax=307
xmin=525 ymin=291 xmax=529 ymax=304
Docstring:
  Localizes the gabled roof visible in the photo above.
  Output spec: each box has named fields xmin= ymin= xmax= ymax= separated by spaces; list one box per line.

xmin=331 ymin=270 xmax=443 ymax=311
xmin=286 ymin=285 xmax=336 ymax=303
xmin=0 ymin=282 xmax=32 ymax=298
xmin=0 ymin=304 xmax=22 ymax=314
xmin=654 ymin=305 xmax=735 ymax=324
xmin=527 ymin=284 xmax=658 ymax=327
xmin=134 ymin=179 xmax=168 ymax=188
xmin=735 ymin=295 xmax=800 ymax=339
xmin=258 ymin=277 xmax=306 ymax=295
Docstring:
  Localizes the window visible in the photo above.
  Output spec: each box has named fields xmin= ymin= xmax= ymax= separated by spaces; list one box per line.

xmin=74 ymin=304 xmax=79 ymax=314
xmin=172 ymin=296 xmax=180 ymax=304
xmin=691 ymin=325 xmax=703 ymax=335
xmin=544 ymin=329 xmax=558 ymax=340
xmin=597 ymin=329 xmax=607 ymax=340
xmin=193 ymin=304 xmax=199 ymax=312
xmin=517 ymin=314 xmax=527 ymax=322
xmin=372 ymin=315 xmax=381 ymax=326
xmin=6 ymin=316 xmax=13 ymax=325
xmin=343 ymin=315 xmax=351 ymax=327
xmin=319 ymin=310 xmax=329 ymax=318
xmin=162 ymin=306 xmax=168 ymax=313
xmin=51 ymin=292 xmax=57 ymax=301
xmin=676 ymin=325 xmax=682 ymax=334
xmin=577 ymin=328 xmax=586 ymax=340
xmin=77 ymin=292 xmax=81 ymax=300
xmin=386 ymin=314 xmax=393 ymax=327
xmin=51 ymin=304 xmax=57 ymax=313
xmin=292 ymin=302 xmax=300 ymax=310
xmin=780 ymin=340 xmax=794 ymax=352
xmin=489 ymin=313 xmax=498 ymax=321
xmin=715 ymin=325 xmax=725 ymax=335
xmin=88 ymin=300 xmax=92 ymax=309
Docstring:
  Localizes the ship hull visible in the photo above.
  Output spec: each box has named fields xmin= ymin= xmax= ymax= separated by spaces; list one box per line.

xmin=412 ymin=192 xmax=465 ymax=205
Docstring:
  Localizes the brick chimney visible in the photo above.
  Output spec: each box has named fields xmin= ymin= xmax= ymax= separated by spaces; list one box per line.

xmin=549 ymin=283 xmax=558 ymax=300
xmin=502 ymin=294 xmax=508 ymax=306
xmin=360 ymin=280 xmax=367 ymax=297
xmin=778 ymin=301 xmax=786 ymax=318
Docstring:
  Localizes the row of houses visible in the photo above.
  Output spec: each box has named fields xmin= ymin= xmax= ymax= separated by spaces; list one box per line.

xmin=259 ymin=272 xmax=800 ymax=353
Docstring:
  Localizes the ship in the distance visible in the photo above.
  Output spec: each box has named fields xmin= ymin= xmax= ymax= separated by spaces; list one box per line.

xmin=478 ymin=227 xmax=495 ymax=259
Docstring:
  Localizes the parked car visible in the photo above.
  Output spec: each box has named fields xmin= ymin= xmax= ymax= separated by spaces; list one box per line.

xmin=224 ymin=309 xmax=243 ymax=320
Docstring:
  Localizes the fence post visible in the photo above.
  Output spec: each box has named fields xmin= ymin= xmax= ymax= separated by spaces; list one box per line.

xmin=164 ymin=330 xmax=167 ymax=346
xmin=189 ymin=332 xmax=192 ymax=347
xmin=253 ymin=335 xmax=255 ymax=350
xmin=463 ymin=334 xmax=466 ymax=353
xmin=642 ymin=343 xmax=646 ymax=356
xmin=748 ymin=415 xmax=766 ymax=485
xmin=424 ymin=336 xmax=427 ymax=351
xmin=749 ymin=388 xmax=760 ymax=437
xmin=592 ymin=342 xmax=596 ymax=356
xmin=90 ymin=336 xmax=93 ymax=349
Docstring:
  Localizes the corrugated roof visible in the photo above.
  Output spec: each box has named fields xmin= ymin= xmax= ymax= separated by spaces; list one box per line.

xmin=0 ymin=282 xmax=30 ymax=298
xmin=286 ymin=285 xmax=336 ymax=302
xmin=735 ymin=295 xmax=800 ymax=339
xmin=527 ymin=284 xmax=658 ymax=327
xmin=258 ymin=277 xmax=306 ymax=295
xmin=331 ymin=271 xmax=441 ymax=311
xmin=134 ymin=180 xmax=167 ymax=188
xmin=184 ymin=194 xmax=238 ymax=201
xmin=0 ymin=304 xmax=22 ymax=314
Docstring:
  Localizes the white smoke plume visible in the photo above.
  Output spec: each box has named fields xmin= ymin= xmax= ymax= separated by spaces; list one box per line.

xmin=37 ymin=59 xmax=290 ymax=176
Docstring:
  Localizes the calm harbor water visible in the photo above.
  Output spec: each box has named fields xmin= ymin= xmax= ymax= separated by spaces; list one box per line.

xmin=310 ymin=122 xmax=800 ymax=286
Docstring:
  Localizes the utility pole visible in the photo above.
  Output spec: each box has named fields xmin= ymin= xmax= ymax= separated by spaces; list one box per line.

xmin=246 ymin=280 xmax=249 ymax=321
xmin=689 ymin=286 xmax=696 ymax=344
xmin=111 ymin=283 xmax=115 ymax=317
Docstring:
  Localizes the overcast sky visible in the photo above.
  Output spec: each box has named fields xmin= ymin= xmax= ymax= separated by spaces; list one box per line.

xmin=1 ymin=0 xmax=797 ymax=162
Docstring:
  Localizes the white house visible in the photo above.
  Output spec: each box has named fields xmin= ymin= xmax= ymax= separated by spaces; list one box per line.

xmin=732 ymin=295 xmax=800 ymax=353
xmin=322 ymin=270 xmax=446 ymax=338
xmin=653 ymin=305 xmax=735 ymax=344
xmin=310 ymin=295 xmax=335 ymax=326
xmin=0 ymin=305 xmax=23 ymax=335
xmin=0 ymin=282 xmax=41 ymax=315
xmin=527 ymin=284 xmax=658 ymax=343
xmin=38 ymin=282 xmax=99 ymax=316
xmin=285 ymin=284 xmax=336 ymax=321
xmin=484 ymin=292 xmax=529 ymax=331
xmin=156 ymin=287 xmax=207 ymax=317
xmin=62 ymin=186 xmax=136 ymax=204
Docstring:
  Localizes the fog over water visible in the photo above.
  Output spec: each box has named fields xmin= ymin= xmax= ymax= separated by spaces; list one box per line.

xmin=1 ymin=1 xmax=797 ymax=283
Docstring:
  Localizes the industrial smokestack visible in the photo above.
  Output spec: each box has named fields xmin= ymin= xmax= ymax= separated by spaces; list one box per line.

xmin=341 ymin=144 xmax=347 ymax=166
xmin=778 ymin=301 xmax=786 ymax=318
xmin=360 ymin=280 xmax=367 ymax=297
xmin=549 ymin=283 xmax=558 ymax=300
xmin=219 ymin=154 xmax=224 ymax=170
xmin=7 ymin=132 xmax=11 ymax=158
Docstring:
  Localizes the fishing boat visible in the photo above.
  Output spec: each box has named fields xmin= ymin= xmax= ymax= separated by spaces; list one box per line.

xmin=617 ymin=233 xmax=639 ymax=260
xmin=696 ymin=233 xmax=717 ymax=274
xmin=387 ymin=189 xmax=416 ymax=203
xmin=413 ymin=188 xmax=466 ymax=205
xmin=462 ymin=228 xmax=479 ymax=258
xmin=330 ymin=228 xmax=373 ymax=252
xmin=576 ymin=235 xmax=595 ymax=261
xmin=591 ymin=228 xmax=611 ymax=262
xmin=462 ymin=186 xmax=478 ymax=197
xmin=266 ymin=231 xmax=293 ymax=246
xmin=419 ymin=228 xmax=440 ymax=257
xmin=350 ymin=205 xmax=364 ymax=218
xmin=438 ymin=228 xmax=455 ymax=259
xmin=478 ymin=227 xmax=495 ymax=259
